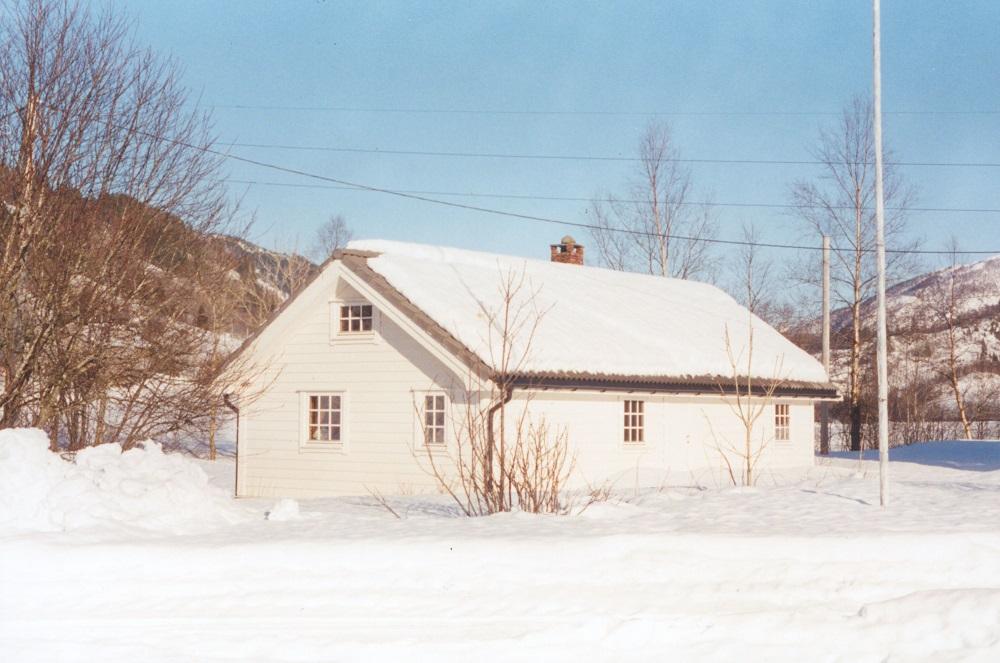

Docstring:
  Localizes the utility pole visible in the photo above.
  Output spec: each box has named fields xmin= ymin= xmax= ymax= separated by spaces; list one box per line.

xmin=820 ymin=235 xmax=831 ymax=455
xmin=872 ymin=0 xmax=890 ymax=507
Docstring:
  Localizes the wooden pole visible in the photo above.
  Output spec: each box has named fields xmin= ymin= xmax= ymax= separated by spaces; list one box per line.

xmin=873 ymin=0 xmax=890 ymax=507
xmin=820 ymin=235 xmax=831 ymax=455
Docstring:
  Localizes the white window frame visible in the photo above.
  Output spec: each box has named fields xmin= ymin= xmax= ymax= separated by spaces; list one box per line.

xmin=299 ymin=391 xmax=347 ymax=452
xmin=774 ymin=403 xmax=791 ymax=442
xmin=422 ymin=392 xmax=448 ymax=447
xmin=414 ymin=390 xmax=449 ymax=449
xmin=623 ymin=399 xmax=645 ymax=446
xmin=330 ymin=300 xmax=377 ymax=343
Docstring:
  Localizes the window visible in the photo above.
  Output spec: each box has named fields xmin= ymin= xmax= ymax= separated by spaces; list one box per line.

xmin=307 ymin=393 xmax=342 ymax=443
xmin=339 ymin=303 xmax=373 ymax=333
xmin=623 ymin=400 xmax=644 ymax=444
xmin=775 ymin=403 xmax=790 ymax=441
xmin=423 ymin=394 xmax=446 ymax=445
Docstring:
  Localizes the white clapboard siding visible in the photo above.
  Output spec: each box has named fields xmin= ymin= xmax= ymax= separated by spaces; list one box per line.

xmin=236 ymin=274 xmax=468 ymax=498
xmin=498 ymin=394 xmax=815 ymax=491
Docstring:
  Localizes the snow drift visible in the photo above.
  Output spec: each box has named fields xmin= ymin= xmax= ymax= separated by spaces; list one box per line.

xmin=0 ymin=428 xmax=247 ymax=534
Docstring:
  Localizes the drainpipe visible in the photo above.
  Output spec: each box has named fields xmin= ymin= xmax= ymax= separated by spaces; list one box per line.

xmin=485 ymin=381 xmax=514 ymax=500
xmin=486 ymin=384 xmax=514 ymax=449
xmin=222 ymin=393 xmax=240 ymax=498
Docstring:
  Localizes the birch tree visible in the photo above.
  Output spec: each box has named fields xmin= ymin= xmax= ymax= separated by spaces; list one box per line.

xmin=926 ymin=239 xmax=973 ymax=438
xmin=591 ymin=122 xmax=717 ymax=280
xmin=311 ymin=214 xmax=353 ymax=262
xmin=789 ymin=96 xmax=917 ymax=451
xmin=729 ymin=223 xmax=775 ymax=316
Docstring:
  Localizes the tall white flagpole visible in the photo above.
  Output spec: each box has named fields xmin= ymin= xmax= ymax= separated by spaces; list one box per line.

xmin=872 ymin=0 xmax=890 ymax=507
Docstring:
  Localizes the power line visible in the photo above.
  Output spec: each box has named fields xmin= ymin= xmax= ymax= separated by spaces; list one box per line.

xmin=223 ymin=178 xmax=1000 ymax=216
xmin=211 ymin=103 xmax=1000 ymax=117
xmin=114 ymin=122 xmax=997 ymax=256
xmin=199 ymin=153 xmax=999 ymax=255
xmin=222 ymin=142 xmax=1000 ymax=169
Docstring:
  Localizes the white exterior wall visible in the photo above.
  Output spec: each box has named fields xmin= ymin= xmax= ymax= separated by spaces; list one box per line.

xmin=505 ymin=393 xmax=815 ymax=491
xmin=237 ymin=273 xmax=468 ymax=498
xmin=236 ymin=269 xmax=819 ymax=498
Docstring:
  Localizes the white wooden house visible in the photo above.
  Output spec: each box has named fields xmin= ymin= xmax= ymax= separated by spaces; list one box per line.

xmin=224 ymin=237 xmax=837 ymax=498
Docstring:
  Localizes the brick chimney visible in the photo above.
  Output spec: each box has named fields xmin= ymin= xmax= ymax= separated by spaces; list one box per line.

xmin=550 ymin=235 xmax=584 ymax=265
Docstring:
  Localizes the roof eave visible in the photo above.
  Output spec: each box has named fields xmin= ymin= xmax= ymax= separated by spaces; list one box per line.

xmin=339 ymin=253 xmax=493 ymax=380
xmin=508 ymin=373 xmax=840 ymax=400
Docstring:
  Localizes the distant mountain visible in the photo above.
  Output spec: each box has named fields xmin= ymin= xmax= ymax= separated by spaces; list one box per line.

xmin=831 ymin=254 xmax=1000 ymax=342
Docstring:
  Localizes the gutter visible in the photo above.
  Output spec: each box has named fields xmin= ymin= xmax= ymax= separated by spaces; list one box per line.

xmin=509 ymin=375 xmax=840 ymax=400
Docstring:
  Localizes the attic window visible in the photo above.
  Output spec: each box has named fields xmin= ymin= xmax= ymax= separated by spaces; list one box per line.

xmin=339 ymin=303 xmax=373 ymax=333
xmin=775 ymin=403 xmax=790 ymax=441
xmin=623 ymin=400 xmax=644 ymax=444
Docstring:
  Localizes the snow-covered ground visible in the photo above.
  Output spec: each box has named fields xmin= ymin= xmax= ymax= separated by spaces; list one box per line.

xmin=831 ymin=439 xmax=1000 ymax=472
xmin=2 ymin=429 xmax=1000 ymax=662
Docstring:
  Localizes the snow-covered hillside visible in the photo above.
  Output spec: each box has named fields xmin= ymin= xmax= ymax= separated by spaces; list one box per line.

xmin=2 ymin=429 xmax=1000 ymax=661
xmin=820 ymin=255 xmax=1000 ymax=420
xmin=211 ymin=234 xmax=318 ymax=335
xmin=832 ymin=254 xmax=1000 ymax=357
xmin=886 ymin=257 xmax=1000 ymax=404
xmin=857 ymin=254 xmax=1000 ymax=331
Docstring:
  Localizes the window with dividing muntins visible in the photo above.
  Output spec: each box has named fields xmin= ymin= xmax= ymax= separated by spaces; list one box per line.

xmin=339 ymin=303 xmax=373 ymax=333
xmin=423 ymin=394 xmax=446 ymax=445
xmin=775 ymin=403 xmax=791 ymax=441
xmin=623 ymin=400 xmax=644 ymax=444
xmin=308 ymin=394 xmax=342 ymax=442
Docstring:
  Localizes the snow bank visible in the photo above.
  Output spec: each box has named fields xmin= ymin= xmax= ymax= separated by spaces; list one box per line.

xmin=0 ymin=428 xmax=247 ymax=534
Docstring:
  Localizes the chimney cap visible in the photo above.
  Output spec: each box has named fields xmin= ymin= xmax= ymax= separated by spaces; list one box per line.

xmin=550 ymin=235 xmax=584 ymax=265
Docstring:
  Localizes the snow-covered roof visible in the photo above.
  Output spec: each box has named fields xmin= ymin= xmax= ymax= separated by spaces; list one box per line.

xmin=346 ymin=240 xmax=830 ymax=387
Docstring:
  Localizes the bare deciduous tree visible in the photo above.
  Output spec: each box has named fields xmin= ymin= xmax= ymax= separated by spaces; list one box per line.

xmin=0 ymin=0 xmax=253 ymax=450
xmin=789 ymin=95 xmax=917 ymax=451
xmin=925 ymin=239 xmax=974 ymax=438
xmin=417 ymin=269 xmax=575 ymax=516
xmin=729 ymin=223 xmax=775 ymax=316
xmin=591 ymin=122 xmax=717 ymax=280
xmin=709 ymin=234 xmax=785 ymax=486
xmin=312 ymin=214 xmax=353 ymax=262
xmin=709 ymin=329 xmax=785 ymax=487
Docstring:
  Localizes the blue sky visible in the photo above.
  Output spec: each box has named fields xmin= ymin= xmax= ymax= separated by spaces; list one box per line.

xmin=116 ymin=0 xmax=999 ymax=270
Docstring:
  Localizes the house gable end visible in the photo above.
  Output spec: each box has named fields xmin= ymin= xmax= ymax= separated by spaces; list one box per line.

xmin=228 ymin=254 xmax=481 ymax=395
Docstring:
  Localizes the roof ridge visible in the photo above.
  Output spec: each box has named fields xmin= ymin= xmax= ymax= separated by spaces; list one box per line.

xmin=332 ymin=248 xmax=381 ymax=259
